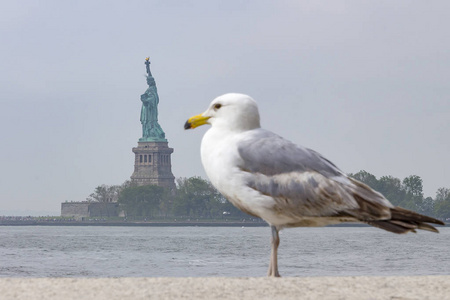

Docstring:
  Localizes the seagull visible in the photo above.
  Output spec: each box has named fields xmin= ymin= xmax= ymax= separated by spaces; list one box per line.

xmin=184 ymin=93 xmax=444 ymax=277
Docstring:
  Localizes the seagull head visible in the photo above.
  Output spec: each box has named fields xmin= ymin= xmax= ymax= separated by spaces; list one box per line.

xmin=184 ymin=93 xmax=261 ymax=132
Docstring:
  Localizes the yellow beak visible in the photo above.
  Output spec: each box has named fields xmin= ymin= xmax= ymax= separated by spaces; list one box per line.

xmin=184 ymin=114 xmax=211 ymax=129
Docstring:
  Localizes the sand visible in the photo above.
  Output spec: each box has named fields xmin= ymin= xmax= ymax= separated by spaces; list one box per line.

xmin=1 ymin=276 xmax=449 ymax=300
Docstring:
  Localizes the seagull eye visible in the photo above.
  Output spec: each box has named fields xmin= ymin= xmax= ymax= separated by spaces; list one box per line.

xmin=214 ymin=103 xmax=222 ymax=110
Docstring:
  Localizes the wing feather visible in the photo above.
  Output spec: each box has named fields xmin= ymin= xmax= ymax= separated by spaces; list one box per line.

xmin=237 ymin=129 xmax=391 ymax=219
xmin=237 ymin=129 xmax=341 ymax=177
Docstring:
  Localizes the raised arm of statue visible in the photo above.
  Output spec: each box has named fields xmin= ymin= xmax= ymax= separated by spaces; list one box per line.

xmin=145 ymin=58 xmax=152 ymax=76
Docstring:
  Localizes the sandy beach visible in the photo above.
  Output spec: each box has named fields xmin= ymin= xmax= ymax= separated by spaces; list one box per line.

xmin=1 ymin=276 xmax=449 ymax=300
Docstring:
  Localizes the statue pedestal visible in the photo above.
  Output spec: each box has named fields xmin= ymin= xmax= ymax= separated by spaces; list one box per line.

xmin=130 ymin=141 xmax=175 ymax=191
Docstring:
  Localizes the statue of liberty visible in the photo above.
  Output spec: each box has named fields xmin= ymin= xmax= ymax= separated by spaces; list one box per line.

xmin=139 ymin=58 xmax=166 ymax=142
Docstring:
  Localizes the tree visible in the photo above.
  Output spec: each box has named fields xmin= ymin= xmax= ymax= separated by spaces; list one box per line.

xmin=349 ymin=170 xmax=379 ymax=190
xmin=402 ymin=175 xmax=424 ymax=198
xmin=420 ymin=197 xmax=435 ymax=216
xmin=400 ymin=175 xmax=425 ymax=212
xmin=173 ymin=177 xmax=223 ymax=218
xmin=120 ymin=180 xmax=138 ymax=190
xmin=118 ymin=185 xmax=168 ymax=218
xmin=435 ymin=187 xmax=450 ymax=202
xmin=377 ymin=176 xmax=406 ymax=206
xmin=86 ymin=184 xmax=121 ymax=203
xmin=434 ymin=187 xmax=450 ymax=219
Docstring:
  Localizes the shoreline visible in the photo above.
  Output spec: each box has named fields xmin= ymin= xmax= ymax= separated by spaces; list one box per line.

xmin=0 ymin=221 xmax=268 ymax=227
xmin=0 ymin=220 xmax=447 ymax=227
xmin=1 ymin=276 xmax=449 ymax=300
xmin=0 ymin=221 xmax=374 ymax=227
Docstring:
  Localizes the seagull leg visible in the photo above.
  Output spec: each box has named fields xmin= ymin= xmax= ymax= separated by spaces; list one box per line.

xmin=267 ymin=225 xmax=281 ymax=277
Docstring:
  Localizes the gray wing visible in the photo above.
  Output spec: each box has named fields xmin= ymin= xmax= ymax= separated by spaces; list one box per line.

xmin=237 ymin=129 xmax=392 ymax=219
xmin=238 ymin=129 xmax=342 ymax=177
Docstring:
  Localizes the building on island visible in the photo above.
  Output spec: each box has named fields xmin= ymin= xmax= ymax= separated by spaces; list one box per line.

xmin=61 ymin=202 xmax=120 ymax=220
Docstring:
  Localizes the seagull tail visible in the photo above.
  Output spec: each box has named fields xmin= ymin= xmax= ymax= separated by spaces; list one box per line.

xmin=346 ymin=178 xmax=445 ymax=234
xmin=366 ymin=206 xmax=445 ymax=234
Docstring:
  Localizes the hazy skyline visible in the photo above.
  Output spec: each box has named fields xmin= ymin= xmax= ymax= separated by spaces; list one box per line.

xmin=1 ymin=1 xmax=449 ymax=215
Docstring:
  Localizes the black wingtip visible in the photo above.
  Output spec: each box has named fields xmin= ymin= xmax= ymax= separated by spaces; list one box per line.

xmin=184 ymin=120 xmax=192 ymax=130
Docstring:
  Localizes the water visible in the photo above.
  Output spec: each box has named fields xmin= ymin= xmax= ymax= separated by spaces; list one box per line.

xmin=0 ymin=226 xmax=449 ymax=277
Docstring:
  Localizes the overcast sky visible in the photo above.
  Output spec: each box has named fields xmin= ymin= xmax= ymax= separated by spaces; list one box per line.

xmin=1 ymin=0 xmax=449 ymax=215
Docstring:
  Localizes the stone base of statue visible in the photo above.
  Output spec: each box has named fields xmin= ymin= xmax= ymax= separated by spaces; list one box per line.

xmin=130 ymin=141 xmax=176 ymax=191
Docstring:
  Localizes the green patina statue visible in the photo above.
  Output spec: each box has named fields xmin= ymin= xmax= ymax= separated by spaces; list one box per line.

xmin=139 ymin=57 xmax=167 ymax=142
